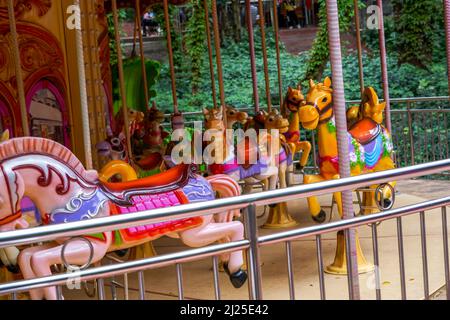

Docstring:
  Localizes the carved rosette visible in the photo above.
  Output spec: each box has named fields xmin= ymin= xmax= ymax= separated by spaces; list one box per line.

xmin=0 ymin=0 xmax=52 ymax=20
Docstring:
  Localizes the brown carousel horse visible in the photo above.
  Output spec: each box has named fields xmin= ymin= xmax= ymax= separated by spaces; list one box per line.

xmin=283 ymin=86 xmax=312 ymax=176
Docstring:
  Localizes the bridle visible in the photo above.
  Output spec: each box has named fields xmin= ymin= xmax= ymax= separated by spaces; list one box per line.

xmin=305 ymin=96 xmax=334 ymax=124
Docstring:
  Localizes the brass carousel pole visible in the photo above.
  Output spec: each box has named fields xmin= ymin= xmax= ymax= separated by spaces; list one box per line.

xmin=211 ymin=0 xmax=227 ymax=127
xmin=245 ymin=0 xmax=260 ymax=112
xmin=354 ymin=0 xmax=364 ymax=95
xmin=377 ymin=0 xmax=391 ymax=132
xmin=257 ymin=0 xmax=272 ymax=112
xmin=259 ymin=0 xmax=298 ymax=229
xmin=112 ymin=0 xmax=133 ymax=159
xmin=272 ymin=0 xmax=284 ymax=112
xmin=204 ymin=0 xmax=218 ymax=109
xmin=7 ymin=0 xmax=30 ymax=137
xmin=163 ymin=0 xmax=179 ymax=114
xmin=135 ymin=0 xmax=150 ymax=110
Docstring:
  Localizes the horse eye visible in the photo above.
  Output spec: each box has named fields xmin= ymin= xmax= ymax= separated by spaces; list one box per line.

xmin=322 ymin=97 xmax=328 ymax=103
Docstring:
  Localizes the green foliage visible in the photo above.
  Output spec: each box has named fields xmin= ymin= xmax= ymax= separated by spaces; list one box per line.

xmin=153 ymin=4 xmax=184 ymax=68
xmin=154 ymin=28 xmax=309 ymax=112
xmin=185 ymin=0 xmax=207 ymax=93
xmin=391 ymin=0 xmax=441 ymax=69
xmin=112 ymin=58 xmax=161 ymax=114
xmin=304 ymin=0 xmax=362 ymax=81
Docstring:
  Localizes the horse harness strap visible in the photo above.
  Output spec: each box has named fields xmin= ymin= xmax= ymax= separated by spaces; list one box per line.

xmin=306 ymin=102 xmax=334 ymax=124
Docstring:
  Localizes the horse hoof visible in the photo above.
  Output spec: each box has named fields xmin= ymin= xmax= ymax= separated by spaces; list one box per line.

xmin=6 ymin=264 xmax=20 ymax=274
xmin=223 ymin=264 xmax=248 ymax=288
xmin=230 ymin=269 xmax=248 ymax=289
xmin=312 ymin=209 xmax=327 ymax=223
xmin=114 ymin=249 xmax=129 ymax=258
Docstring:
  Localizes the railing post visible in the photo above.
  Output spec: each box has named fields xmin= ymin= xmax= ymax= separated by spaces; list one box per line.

xmin=407 ymin=102 xmax=415 ymax=165
xmin=244 ymin=204 xmax=263 ymax=300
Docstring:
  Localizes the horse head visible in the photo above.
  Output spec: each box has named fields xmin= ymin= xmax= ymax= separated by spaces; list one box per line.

xmin=361 ymin=87 xmax=386 ymax=125
xmin=171 ymin=112 xmax=185 ymax=130
xmin=285 ymin=85 xmax=306 ymax=113
xmin=259 ymin=109 xmax=290 ymax=134
xmin=96 ymin=128 xmax=128 ymax=161
xmin=226 ymin=105 xmax=248 ymax=128
xmin=299 ymin=77 xmax=334 ymax=130
xmin=203 ymin=107 xmax=225 ymax=131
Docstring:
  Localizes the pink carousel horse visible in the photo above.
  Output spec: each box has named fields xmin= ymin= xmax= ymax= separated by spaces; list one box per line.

xmin=0 ymin=137 xmax=247 ymax=300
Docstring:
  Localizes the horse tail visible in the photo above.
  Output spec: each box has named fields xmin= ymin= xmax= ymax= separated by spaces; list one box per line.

xmin=206 ymin=175 xmax=242 ymax=218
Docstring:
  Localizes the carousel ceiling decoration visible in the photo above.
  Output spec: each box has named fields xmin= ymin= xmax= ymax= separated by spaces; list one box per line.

xmin=0 ymin=0 xmax=52 ymax=20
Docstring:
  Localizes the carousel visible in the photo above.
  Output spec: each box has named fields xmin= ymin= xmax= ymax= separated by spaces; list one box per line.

xmin=0 ymin=0 xmax=449 ymax=301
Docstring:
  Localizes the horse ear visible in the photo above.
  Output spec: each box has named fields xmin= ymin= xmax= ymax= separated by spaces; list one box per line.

xmin=217 ymin=108 xmax=223 ymax=119
xmin=377 ymin=102 xmax=386 ymax=112
xmin=324 ymin=77 xmax=332 ymax=88
xmin=297 ymin=84 xmax=302 ymax=91
xmin=203 ymin=108 xmax=209 ymax=117
xmin=287 ymin=86 xmax=292 ymax=93
xmin=1 ymin=130 xmax=9 ymax=142
xmin=309 ymin=79 xmax=316 ymax=89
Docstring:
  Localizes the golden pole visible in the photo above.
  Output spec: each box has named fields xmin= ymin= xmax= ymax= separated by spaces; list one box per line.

xmin=163 ymin=0 xmax=179 ymax=113
xmin=112 ymin=0 xmax=133 ymax=158
xmin=7 ymin=0 xmax=29 ymax=137
xmin=210 ymin=0 xmax=227 ymax=127
xmin=257 ymin=0 xmax=272 ymax=112
xmin=204 ymin=0 xmax=218 ymax=109
xmin=135 ymin=0 xmax=150 ymax=109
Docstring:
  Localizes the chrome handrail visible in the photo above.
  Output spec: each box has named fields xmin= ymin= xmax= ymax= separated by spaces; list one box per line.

xmin=0 ymin=159 xmax=448 ymax=248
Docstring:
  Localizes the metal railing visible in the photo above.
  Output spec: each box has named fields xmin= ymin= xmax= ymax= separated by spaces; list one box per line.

xmin=0 ymin=159 xmax=449 ymax=300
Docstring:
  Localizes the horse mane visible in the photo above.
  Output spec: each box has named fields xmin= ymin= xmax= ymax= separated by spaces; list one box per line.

xmin=0 ymin=137 xmax=93 ymax=182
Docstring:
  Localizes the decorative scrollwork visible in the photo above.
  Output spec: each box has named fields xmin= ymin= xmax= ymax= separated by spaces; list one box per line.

xmin=0 ymin=0 xmax=52 ymax=20
xmin=0 ymin=23 xmax=64 ymax=84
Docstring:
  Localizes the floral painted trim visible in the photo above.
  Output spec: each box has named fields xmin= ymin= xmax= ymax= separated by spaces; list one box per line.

xmin=350 ymin=138 xmax=366 ymax=170
xmin=327 ymin=117 xmax=337 ymax=134
xmin=381 ymin=130 xmax=394 ymax=158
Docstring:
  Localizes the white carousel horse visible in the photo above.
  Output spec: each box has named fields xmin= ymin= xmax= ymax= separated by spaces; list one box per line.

xmin=0 ymin=137 xmax=247 ymax=300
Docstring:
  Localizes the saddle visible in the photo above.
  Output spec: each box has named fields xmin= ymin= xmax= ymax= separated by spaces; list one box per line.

xmin=349 ymin=118 xmax=381 ymax=145
xmin=100 ymin=164 xmax=193 ymax=205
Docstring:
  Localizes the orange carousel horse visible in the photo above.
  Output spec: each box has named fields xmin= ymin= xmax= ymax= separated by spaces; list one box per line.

xmin=298 ymin=78 xmax=396 ymax=223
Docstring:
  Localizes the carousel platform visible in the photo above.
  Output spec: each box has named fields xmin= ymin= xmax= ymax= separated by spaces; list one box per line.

xmin=61 ymin=179 xmax=450 ymax=300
